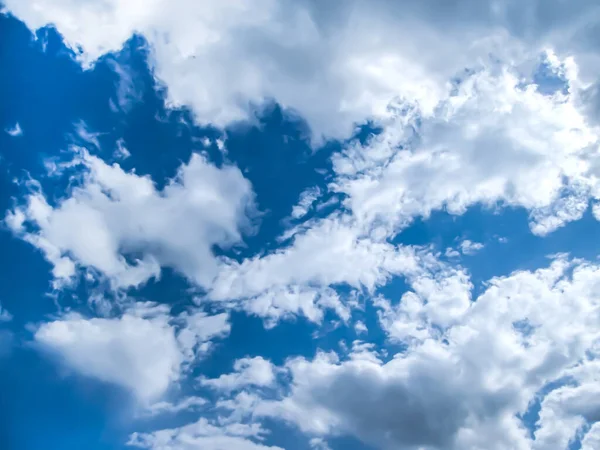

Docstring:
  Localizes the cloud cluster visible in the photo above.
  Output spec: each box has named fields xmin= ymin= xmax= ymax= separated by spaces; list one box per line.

xmin=331 ymin=66 xmax=600 ymax=236
xmin=5 ymin=1 xmax=600 ymax=449
xmin=35 ymin=303 xmax=230 ymax=404
xmin=128 ymin=417 xmax=283 ymax=450
xmin=6 ymin=150 xmax=254 ymax=289
xmin=237 ymin=258 xmax=600 ymax=450
xmin=6 ymin=0 xmax=600 ymax=141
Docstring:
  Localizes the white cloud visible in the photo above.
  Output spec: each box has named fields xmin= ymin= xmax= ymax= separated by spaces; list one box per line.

xmin=210 ymin=216 xmax=420 ymax=301
xmin=9 ymin=0 xmax=600 ymax=142
xmin=459 ymin=240 xmax=484 ymax=255
xmin=0 ymin=303 xmax=12 ymax=322
xmin=206 ymin=215 xmax=426 ymax=324
xmin=144 ymin=396 xmax=207 ymax=417
xmin=108 ymin=54 xmax=144 ymax=113
xmin=309 ymin=437 xmax=332 ymax=450
xmin=5 ymin=3 xmax=600 ymax=448
xmin=128 ymin=417 xmax=283 ymax=450
xmin=5 ymin=122 xmax=22 ymax=137
xmin=176 ymin=311 xmax=231 ymax=362
xmin=354 ymin=321 xmax=367 ymax=335
xmin=35 ymin=310 xmax=181 ymax=402
xmin=331 ymin=66 xmax=600 ymax=237
xmin=376 ymin=264 xmax=472 ymax=343
xmin=291 ymin=187 xmax=321 ymax=220
xmin=6 ymin=148 xmax=255 ymax=290
xmin=200 ymin=356 xmax=276 ymax=392
xmin=251 ymin=257 xmax=600 ymax=450
xmin=445 ymin=247 xmax=461 ymax=258
xmin=34 ymin=304 xmax=231 ymax=403
xmin=582 ymin=422 xmax=600 ymax=450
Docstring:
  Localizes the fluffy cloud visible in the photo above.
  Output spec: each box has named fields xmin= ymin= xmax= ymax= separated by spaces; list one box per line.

xmin=6 ymin=149 xmax=254 ymax=289
xmin=34 ymin=304 xmax=230 ymax=403
xmin=5 ymin=2 xmax=600 ymax=449
xmin=7 ymin=0 xmax=600 ymax=141
xmin=200 ymin=356 xmax=276 ymax=392
xmin=582 ymin=422 xmax=600 ymax=450
xmin=210 ymin=216 xmax=420 ymax=301
xmin=459 ymin=240 xmax=484 ymax=255
xmin=128 ymin=417 xmax=283 ymax=450
xmin=143 ymin=396 xmax=207 ymax=417
xmin=249 ymin=257 xmax=600 ymax=449
xmin=331 ymin=66 xmax=600 ymax=237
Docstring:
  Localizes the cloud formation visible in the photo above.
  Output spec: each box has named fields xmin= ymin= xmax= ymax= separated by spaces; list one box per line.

xmin=6 ymin=0 xmax=600 ymax=141
xmin=6 ymin=149 xmax=254 ymax=289
xmin=35 ymin=303 xmax=230 ymax=403
xmin=250 ymin=258 xmax=600 ymax=449
xmin=4 ymin=1 xmax=600 ymax=449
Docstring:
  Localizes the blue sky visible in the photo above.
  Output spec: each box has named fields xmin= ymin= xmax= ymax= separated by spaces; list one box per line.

xmin=2 ymin=2 xmax=600 ymax=450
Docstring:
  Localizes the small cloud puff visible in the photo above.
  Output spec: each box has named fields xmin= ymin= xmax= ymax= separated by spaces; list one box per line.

xmin=5 ymin=122 xmax=22 ymax=137
xmin=459 ymin=239 xmax=484 ymax=255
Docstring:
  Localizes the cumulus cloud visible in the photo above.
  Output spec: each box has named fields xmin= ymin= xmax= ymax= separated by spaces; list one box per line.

xmin=6 ymin=148 xmax=255 ymax=289
xmin=128 ymin=417 xmax=283 ymax=450
xmin=34 ymin=304 xmax=230 ymax=403
xmin=290 ymin=187 xmax=321 ymax=220
xmin=206 ymin=215 xmax=430 ymax=324
xmin=5 ymin=2 xmax=600 ymax=449
xmin=8 ymin=0 xmax=600 ymax=141
xmin=459 ymin=240 xmax=484 ymax=255
xmin=210 ymin=216 xmax=420 ymax=300
xmin=251 ymin=257 xmax=600 ymax=449
xmin=200 ymin=356 xmax=276 ymax=392
xmin=331 ymin=66 xmax=600 ymax=237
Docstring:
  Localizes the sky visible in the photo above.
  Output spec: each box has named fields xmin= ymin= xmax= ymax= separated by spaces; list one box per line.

xmin=2 ymin=1 xmax=600 ymax=449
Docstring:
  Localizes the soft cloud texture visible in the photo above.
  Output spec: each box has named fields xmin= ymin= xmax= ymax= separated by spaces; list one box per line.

xmin=253 ymin=258 xmax=600 ymax=449
xmin=6 ymin=149 xmax=254 ymax=289
xmin=331 ymin=66 xmax=600 ymax=237
xmin=5 ymin=2 xmax=600 ymax=449
xmin=200 ymin=356 xmax=276 ymax=392
xmin=6 ymin=0 xmax=600 ymax=141
xmin=34 ymin=304 xmax=230 ymax=403
xmin=128 ymin=417 xmax=283 ymax=450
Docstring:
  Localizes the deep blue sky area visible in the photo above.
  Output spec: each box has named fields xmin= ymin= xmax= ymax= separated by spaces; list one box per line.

xmin=2 ymin=5 xmax=600 ymax=450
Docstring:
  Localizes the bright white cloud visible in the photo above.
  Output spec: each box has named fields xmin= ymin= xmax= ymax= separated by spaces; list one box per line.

xmin=206 ymin=215 xmax=427 ymax=324
xmin=128 ymin=417 xmax=283 ymax=450
xmin=200 ymin=356 xmax=276 ymax=392
xmin=8 ymin=0 xmax=600 ymax=141
xmin=35 ymin=310 xmax=181 ymax=402
xmin=582 ymin=422 xmax=600 ymax=450
xmin=459 ymin=240 xmax=484 ymax=255
xmin=5 ymin=2 xmax=600 ymax=449
xmin=34 ymin=304 xmax=230 ymax=403
xmin=291 ymin=187 xmax=321 ymax=220
xmin=331 ymin=66 xmax=600 ymax=237
xmin=176 ymin=311 xmax=231 ymax=362
xmin=354 ymin=321 xmax=368 ymax=335
xmin=144 ymin=396 xmax=207 ymax=417
xmin=6 ymin=148 xmax=255 ymax=290
xmin=248 ymin=257 xmax=600 ymax=450
xmin=210 ymin=216 xmax=420 ymax=301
